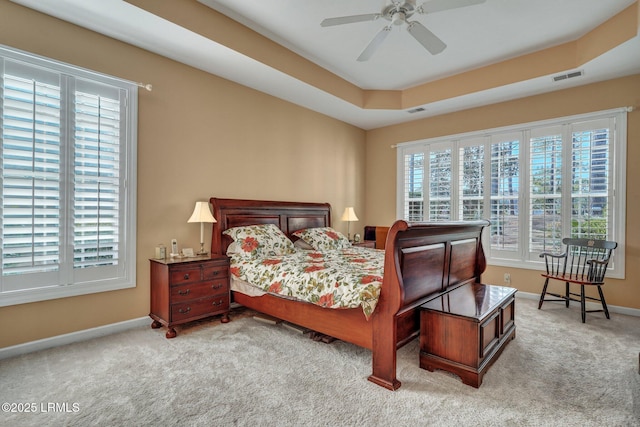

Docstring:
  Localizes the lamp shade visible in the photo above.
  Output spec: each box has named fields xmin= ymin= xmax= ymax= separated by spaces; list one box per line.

xmin=341 ymin=207 xmax=359 ymax=222
xmin=187 ymin=201 xmax=216 ymax=223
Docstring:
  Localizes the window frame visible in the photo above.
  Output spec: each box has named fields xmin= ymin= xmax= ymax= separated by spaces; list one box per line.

xmin=396 ymin=108 xmax=626 ymax=279
xmin=0 ymin=45 xmax=137 ymax=306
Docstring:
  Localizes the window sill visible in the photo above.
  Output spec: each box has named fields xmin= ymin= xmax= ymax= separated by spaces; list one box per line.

xmin=0 ymin=281 xmax=136 ymax=307
xmin=487 ymin=258 xmax=624 ymax=280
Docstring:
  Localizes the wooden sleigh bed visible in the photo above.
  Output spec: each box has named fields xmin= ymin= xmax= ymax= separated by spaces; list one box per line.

xmin=210 ymin=197 xmax=490 ymax=390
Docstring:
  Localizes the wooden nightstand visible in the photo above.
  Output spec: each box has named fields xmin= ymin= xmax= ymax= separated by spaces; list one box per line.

xmin=352 ymin=240 xmax=375 ymax=248
xmin=149 ymin=255 xmax=230 ymax=338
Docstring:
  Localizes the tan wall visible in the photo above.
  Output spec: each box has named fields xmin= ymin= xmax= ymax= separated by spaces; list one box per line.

xmin=0 ymin=3 xmax=366 ymax=348
xmin=365 ymin=74 xmax=640 ymax=310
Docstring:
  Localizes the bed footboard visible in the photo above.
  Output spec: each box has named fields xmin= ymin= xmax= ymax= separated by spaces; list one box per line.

xmin=368 ymin=219 xmax=490 ymax=390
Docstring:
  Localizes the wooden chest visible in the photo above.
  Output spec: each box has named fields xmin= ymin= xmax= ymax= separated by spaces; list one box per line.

xmin=419 ymin=282 xmax=516 ymax=387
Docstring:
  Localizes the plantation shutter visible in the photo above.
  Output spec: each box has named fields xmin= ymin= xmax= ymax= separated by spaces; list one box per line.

xmin=489 ymin=132 xmax=521 ymax=258
xmin=402 ymin=149 xmax=425 ymax=221
xmin=1 ymin=62 xmax=62 ymax=290
xmin=73 ymin=81 xmax=122 ymax=270
xmin=528 ymin=125 xmax=563 ymax=258
xmin=458 ymin=141 xmax=485 ymax=220
xmin=569 ymin=118 xmax=612 ymax=240
xmin=428 ymin=147 xmax=452 ymax=221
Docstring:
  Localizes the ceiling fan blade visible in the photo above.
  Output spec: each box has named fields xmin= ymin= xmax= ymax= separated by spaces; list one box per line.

xmin=357 ymin=26 xmax=392 ymax=62
xmin=407 ymin=21 xmax=446 ymax=55
xmin=419 ymin=0 xmax=486 ymax=14
xmin=321 ymin=13 xmax=380 ymax=27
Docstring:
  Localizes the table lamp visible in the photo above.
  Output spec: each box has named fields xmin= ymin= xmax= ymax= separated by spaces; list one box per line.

xmin=341 ymin=207 xmax=359 ymax=242
xmin=188 ymin=201 xmax=216 ymax=255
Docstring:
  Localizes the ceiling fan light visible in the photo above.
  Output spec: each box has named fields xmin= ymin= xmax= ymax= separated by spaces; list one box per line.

xmin=392 ymin=11 xmax=405 ymax=25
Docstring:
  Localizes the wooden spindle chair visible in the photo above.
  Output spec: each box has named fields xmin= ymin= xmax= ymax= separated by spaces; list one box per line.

xmin=538 ymin=238 xmax=617 ymax=323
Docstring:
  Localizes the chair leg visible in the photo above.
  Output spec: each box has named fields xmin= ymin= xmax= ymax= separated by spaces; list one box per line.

xmin=538 ymin=278 xmax=550 ymax=309
xmin=565 ymin=282 xmax=570 ymax=308
xmin=597 ymin=285 xmax=610 ymax=319
xmin=580 ymin=285 xmax=586 ymax=323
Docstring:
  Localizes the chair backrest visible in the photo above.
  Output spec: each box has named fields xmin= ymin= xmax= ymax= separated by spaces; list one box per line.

xmin=562 ymin=238 xmax=617 ymax=283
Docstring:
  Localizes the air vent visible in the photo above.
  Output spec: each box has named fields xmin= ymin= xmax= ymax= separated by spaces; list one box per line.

xmin=553 ymin=70 xmax=584 ymax=82
xmin=407 ymin=107 xmax=425 ymax=114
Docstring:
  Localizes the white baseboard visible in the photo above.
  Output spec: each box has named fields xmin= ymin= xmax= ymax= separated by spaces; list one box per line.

xmin=0 ymin=316 xmax=150 ymax=361
xmin=516 ymin=291 xmax=640 ymax=317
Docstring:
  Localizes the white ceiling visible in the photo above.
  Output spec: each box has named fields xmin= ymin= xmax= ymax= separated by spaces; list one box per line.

xmin=10 ymin=0 xmax=640 ymax=130
xmin=198 ymin=0 xmax=637 ymax=90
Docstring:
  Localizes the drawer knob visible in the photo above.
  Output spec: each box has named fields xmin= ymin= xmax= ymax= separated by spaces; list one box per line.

xmin=212 ymin=284 xmax=222 ymax=290
xmin=211 ymin=271 xmax=219 ymax=276
xmin=178 ymin=289 xmax=190 ymax=296
xmin=183 ymin=274 xmax=190 ymax=280
xmin=212 ymin=300 xmax=224 ymax=307
xmin=178 ymin=307 xmax=191 ymax=314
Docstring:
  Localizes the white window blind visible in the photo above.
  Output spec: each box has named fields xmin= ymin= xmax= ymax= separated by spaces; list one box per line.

xmin=528 ymin=126 xmax=563 ymax=257
xmin=489 ymin=133 xmax=520 ymax=257
xmin=0 ymin=46 xmax=137 ymax=306
xmin=74 ymin=86 xmax=121 ymax=268
xmin=397 ymin=109 xmax=626 ymax=278
xmin=428 ymin=147 xmax=451 ymax=221
xmin=459 ymin=142 xmax=485 ymax=220
xmin=2 ymin=73 xmax=61 ymax=281
xmin=402 ymin=149 xmax=424 ymax=221
xmin=570 ymin=118 xmax=611 ymax=241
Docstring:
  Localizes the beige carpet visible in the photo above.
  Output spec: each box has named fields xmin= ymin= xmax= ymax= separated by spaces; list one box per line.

xmin=1 ymin=297 xmax=639 ymax=426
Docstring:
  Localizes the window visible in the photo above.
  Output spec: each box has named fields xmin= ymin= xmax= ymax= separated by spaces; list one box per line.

xmin=459 ymin=142 xmax=484 ymax=220
xmin=401 ymin=148 xmax=424 ymax=222
xmin=397 ymin=109 xmax=626 ymax=278
xmin=428 ymin=145 xmax=452 ymax=221
xmin=489 ymin=133 xmax=521 ymax=256
xmin=0 ymin=45 xmax=137 ymax=306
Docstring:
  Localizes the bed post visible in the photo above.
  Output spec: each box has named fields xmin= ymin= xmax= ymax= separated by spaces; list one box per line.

xmin=367 ymin=220 xmax=407 ymax=390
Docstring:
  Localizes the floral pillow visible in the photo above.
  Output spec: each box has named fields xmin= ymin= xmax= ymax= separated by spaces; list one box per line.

xmin=292 ymin=227 xmax=351 ymax=251
xmin=224 ymin=224 xmax=295 ymax=258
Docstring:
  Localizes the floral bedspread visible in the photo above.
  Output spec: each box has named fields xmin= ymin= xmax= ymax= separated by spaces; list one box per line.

xmin=229 ymin=247 xmax=384 ymax=318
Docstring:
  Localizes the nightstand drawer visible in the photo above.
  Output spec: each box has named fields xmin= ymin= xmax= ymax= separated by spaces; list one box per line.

xmin=171 ymin=295 xmax=230 ymax=322
xmin=171 ymin=282 xmax=217 ymax=302
xmin=209 ymin=277 xmax=229 ymax=294
xmin=203 ymin=264 xmax=228 ymax=281
xmin=170 ymin=278 xmax=229 ymax=302
xmin=170 ymin=267 xmax=201 ymax=286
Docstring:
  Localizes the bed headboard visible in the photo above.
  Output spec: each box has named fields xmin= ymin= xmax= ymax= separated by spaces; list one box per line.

xmin=209 ymin=197 xmax=332 ymax=255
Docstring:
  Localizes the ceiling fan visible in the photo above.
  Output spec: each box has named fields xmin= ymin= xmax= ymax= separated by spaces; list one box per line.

xmin=320 ymin=0 xmax=486 ymax=61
